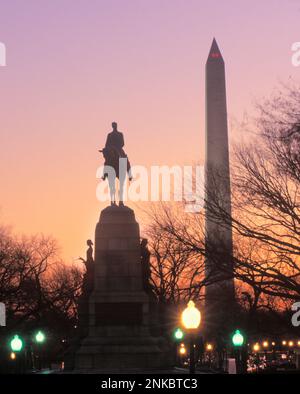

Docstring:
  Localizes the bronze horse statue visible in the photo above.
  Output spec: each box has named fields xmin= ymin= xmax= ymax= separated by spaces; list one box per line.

xmin=99 ymin=146 xmax=132 ymax=205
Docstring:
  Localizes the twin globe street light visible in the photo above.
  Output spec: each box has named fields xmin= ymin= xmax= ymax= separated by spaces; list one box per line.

xmin=10 ymin=331 xmax=46 ymax=352
xmin=9 ymin=331 xmax=46 ymax=371
xmin=179 ymin=305 xmax=247 ymax=374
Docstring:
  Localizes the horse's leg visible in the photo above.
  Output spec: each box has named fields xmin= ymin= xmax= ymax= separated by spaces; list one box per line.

xmin=127 ymin=158 xmax=133 ymax=181
xmin=119 ymin=174 xmax=125 ymax=206
xmin=108 ymin=175 xmax=116 ymax=205
xmin=113 ymin=177 xmax=116 ymax=205
xmin=118 ymin=158 xmax=128 ymax=205
xmin=105 ymin=164 xmax=117 ymax=206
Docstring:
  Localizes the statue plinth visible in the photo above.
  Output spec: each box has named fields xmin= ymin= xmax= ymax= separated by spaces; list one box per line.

xmin=74 ymin=205 xmax=170 ymax=371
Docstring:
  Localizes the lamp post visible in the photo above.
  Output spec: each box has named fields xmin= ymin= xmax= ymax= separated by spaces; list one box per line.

xmin=181 ymin=300 xmax=201 ymax=374
xmin=34 ymin=330 xmax=46 ymax=370
xmin=179 ymin=344 xmax=187 ymax=356
xmin=10 ymin=335 xmax=23 ymax=352
xmin=10 ymin=352 xmax=16 ymax=360
xmin=10 ymin=335 xmax=24 ymax=373
xmin=173 ymin=328 xmax=185 ymax=366
xmin=206 ymin=343 xmax=213 ymax=368
xmin=253 ymin=343 xmax=260 ymax=372
xmin=262 ymin=341 xmax=269 ymax=367
xmin=271 ymin=341 xmax=276 ymax=362
xmin=35 ymin=330 xmax=46 ymax=344
xmin=232 ymin=330 xmax=245 ymax=373
xmin=232 ymin=330 xmax=244 ymax=347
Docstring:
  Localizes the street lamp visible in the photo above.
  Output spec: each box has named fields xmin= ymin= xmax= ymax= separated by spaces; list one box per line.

xmin=181 ymin=301 xmax=201 ymax=329
xmin=262 ymin=341 xmax=269 ymax=366
xmin=35 ymin=330 xmax=46 ymax=343
xmin=206 ymin=343 xmax=213 ymax=368
xmin=179 ymin=345 xmax=187 ymax=355
xmin=232 ymin=330 xmax=245 ymax=374
xmin=178 ymin=344 xmax=187 ymax=367
xmin=253 ymin=343 xmax=260 ymax=372
xmin=232 ymin=330 xmax=244 ymax=347
xmin=173 ymin=328 xmax=184 ymax=341
xmin=271 ymin=341 xmax=276 ymax=362
xmin=34 ymin=330 xmax=46 ymax=370
xmin=9 ymin=335 xmax=24 ymax=373
xmin=10 ymin=335 xmax=23 ymax=352
xmin=173 ymin=328 xmax=184 ymax=367
xmin=181 ymin=301 xmax=201 ymax=374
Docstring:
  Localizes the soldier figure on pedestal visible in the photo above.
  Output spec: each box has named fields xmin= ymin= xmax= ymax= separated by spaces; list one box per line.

xmin=140 ymin=238 xmax=153 ymax=294
xmin=79 ymin=239 xmax=95 ymax=296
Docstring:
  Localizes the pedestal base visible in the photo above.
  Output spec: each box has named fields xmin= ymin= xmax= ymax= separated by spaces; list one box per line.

xmin=73 ymin=205 xmax=171 ymax=371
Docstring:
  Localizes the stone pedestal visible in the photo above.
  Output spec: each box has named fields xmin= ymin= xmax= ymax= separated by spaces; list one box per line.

xmin=74 ymin=205 xmax=170 ymax=370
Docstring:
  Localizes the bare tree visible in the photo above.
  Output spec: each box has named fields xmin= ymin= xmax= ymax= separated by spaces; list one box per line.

xmin=0 ymin=227 xmax=82 ymax=330
xmin=145 ymin=82 xmax=300 ymax=310
xmin=144 ymin=201 xmax=234 ymax=306
xmin=145 ymin=217 xmax=204 ymax=303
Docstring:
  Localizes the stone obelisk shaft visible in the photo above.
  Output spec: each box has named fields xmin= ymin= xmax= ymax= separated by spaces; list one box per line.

xmin=205 ymin=39 xmax=235 ymax=332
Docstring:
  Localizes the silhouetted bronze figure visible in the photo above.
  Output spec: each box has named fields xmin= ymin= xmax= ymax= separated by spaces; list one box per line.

xmin=79 ymin=239 xmax=95 ymax=295
xmin=99 ymin=122 xmax=132 ymax=206
xmin=140 ymin=238 xmax=153 ymax=294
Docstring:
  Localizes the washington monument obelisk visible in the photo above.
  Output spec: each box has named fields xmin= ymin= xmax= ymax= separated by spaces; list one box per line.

xmin=204 ymin=38 xmax=235 ymax=334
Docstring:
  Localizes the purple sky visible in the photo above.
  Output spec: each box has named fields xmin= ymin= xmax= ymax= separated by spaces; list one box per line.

xmin=0 ymin=0 xmax=299 ymax=260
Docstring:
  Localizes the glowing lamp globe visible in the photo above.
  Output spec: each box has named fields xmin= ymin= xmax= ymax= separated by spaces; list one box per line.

xmin=232 ymin=330 xmax=244 ymax=347
xmin=35 ymin=330 xmax=46 ymax=343
xmin=174 ymin=328 xmax=184 ymax=341
xmin=10 ymin=335 xmax=23 ymax=352
xmin=181 ymin=301 xmax=201 ymax=330
xmin=179 ymin=347 xmax=186 ymax=355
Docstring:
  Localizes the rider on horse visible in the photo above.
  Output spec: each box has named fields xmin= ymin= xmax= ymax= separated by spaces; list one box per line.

xmin=101 ymin=122 xmax=132 ymax=180
xmin=99 ymin=122 xmax=132 ymax=205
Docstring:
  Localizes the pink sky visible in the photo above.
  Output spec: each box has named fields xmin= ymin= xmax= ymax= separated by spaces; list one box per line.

xmin=0 ymin=0 xmax=299 ymax=261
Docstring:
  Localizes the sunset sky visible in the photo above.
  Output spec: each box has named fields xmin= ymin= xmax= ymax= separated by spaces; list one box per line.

xmin=0 ymin=0 xmax=299 ymax=261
